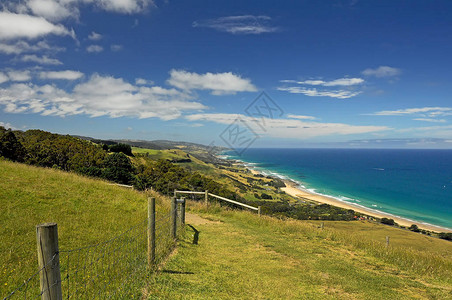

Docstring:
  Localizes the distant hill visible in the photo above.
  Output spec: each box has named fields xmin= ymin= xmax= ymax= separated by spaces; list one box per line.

xmin=73 ymin=135 xmax=229 ymax=165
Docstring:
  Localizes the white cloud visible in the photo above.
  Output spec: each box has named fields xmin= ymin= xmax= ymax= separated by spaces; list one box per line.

xmin=39 ymin=70 xmax=84 ymax=80
xmin=0 ymin=72 xmax=9 ymax=84
xmin=193 ymin=15 xmax=278 ymax=35
xmin=86 ymin=45 xmax=104 ymax=53
xmin=110 ymin=44 xmax=123 ymax=51
xmin=0 ymin=121 xmax=16 ymax=130
xmin=186 ymin=113 xmax=389 ymax=139
xmin=167 ymin=69 xmax=257 ymax=95
xmin=135 ymin=78 xmax=154 ymax=85
xmin=98 ymin=0 xmax=153 ymax=14
xmin=0 ymin=74 xmax=206 ymax=120
xmin=293 ymin=78 xmax=364 ymax=87
xmin=0 ymin=12 xmax=73 ymax=40
xmin=371 ymin=107 xmax=452 ymax=116
xmin=0 ymin=40 xmax=60 ymax=54
xmin=88 ymin=31 xmax=102 ymax=40
xmin=413 ymin=118 xmax=447 ymax=123
xmin=278 ymin=76 xmax=364 ymax=99
xmin=27 ymin=0 xmax=74 ymax=22
xmin=287 ymin=114 xmax=317 ymax=120
xmin=277 ymin=86 xmax=361 ymax=99
xmin=7 ymin=70 xmax=32 ymax=82
xmin=21 ymin=54 xmax=62 ymax=65
xmin=362 ymin=66 xmax=401 ymax=78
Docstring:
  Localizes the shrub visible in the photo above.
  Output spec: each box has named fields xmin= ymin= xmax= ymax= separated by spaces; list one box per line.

xmin=438 ymin=232 xmax=452 ymax=241
xmin=409 ymin=224 xmax=421 ymax=232
xmin=380 ymin=218 xmax=396 ymax=226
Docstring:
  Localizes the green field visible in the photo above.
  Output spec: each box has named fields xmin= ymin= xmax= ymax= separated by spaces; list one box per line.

xmin=0 ymin=160 xmax=172 ymax=298
xmin=147 ymin=201 xmax=452 ymax=299
xmin=2 ymin=159 xmax=452 ymax=299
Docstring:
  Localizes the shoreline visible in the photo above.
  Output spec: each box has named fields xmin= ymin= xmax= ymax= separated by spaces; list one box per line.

xmin=281 ymin=180 xmax=452 ymax=233
xmin=221 ymin=154 xmax=452 ymax=233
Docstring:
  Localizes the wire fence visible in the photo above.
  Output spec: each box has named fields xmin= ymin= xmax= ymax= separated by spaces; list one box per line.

xmin=3 ymin=197 xmax=185 ymax=300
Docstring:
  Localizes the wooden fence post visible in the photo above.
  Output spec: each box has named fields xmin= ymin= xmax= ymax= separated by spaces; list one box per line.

xmin=258 ymin=206 xmax=261 ymax=217
xmin=205 ymin=190 xmax=208 ymax=206
xmin=171 ymin=196 xmax=177 ymax=240
xmin=386 ymin=236 xmax=390 ymax=248
xmin=36 ymin=223 xmax=62 ymax=300
xmin=174 ymin=189 xmax=177 ymax=198
xmin=180 ymin=198 xmax=186 ymax=225
xmin=148 ymin=197 xmax=156 ymax=269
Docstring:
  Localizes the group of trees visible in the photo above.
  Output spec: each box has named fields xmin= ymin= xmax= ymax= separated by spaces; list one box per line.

xmin=0 ymin=127 xmax=239 ymax=199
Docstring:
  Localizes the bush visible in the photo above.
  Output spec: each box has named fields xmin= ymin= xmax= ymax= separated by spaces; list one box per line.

xmin=409 ymin=224 xmax=421 ymax=232
xmin=380 ymin=218 xmax=396 ymax=226
xmin=261 ymin=193 xmax=273 ymax=200
xmin=109 ymin=143 xmax=133 ymax=156
xmin=438 ymin=232 xmax=452 ymax=241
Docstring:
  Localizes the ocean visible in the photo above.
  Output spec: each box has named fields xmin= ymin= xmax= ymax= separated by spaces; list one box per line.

xmin=223 ymin=148 xmax=452 ymax=230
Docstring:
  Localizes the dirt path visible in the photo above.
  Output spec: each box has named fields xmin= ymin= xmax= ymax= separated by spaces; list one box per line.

xmin=185 ymin=212 xmax=219 ymax=226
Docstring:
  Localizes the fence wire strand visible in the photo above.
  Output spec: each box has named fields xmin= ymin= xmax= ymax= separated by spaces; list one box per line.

xmin=3 ymin=203 xmax=183 ymax=300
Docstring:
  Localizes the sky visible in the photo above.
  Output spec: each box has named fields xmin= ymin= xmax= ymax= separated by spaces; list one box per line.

xmin=1 ymin=0 xmax=452 ymax=149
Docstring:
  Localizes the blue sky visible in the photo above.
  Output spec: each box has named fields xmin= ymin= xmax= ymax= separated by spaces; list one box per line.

xmin=1 ymin=0 xmax=452 ymax=148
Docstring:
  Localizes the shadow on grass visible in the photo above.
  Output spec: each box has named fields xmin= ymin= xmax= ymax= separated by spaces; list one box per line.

xmin=161 ymin=270 xmax=195 ymax=275
xmin=187 ymin=224 xmax=200 ymax=245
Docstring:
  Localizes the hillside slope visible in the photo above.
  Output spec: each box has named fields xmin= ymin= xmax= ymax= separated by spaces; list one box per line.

xmin=147 ymin=202 xmax=452 ymax=299
xmin=0 ymin=160 xmax=171 ymax=297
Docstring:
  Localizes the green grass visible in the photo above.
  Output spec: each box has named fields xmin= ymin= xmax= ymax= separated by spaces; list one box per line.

xmin=0 ymin=160 xmax=172 ymax=298
xmin=146 ymin=201 xmax=452 ymax=299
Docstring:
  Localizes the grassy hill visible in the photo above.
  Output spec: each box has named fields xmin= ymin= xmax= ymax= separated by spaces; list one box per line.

xmin=1 ymin=159 xmax=452 ymax=299
xmin=147 ymin=202 xmax=452 ymax=299
xmin=0 ymin=160 xmax=171 ymax=297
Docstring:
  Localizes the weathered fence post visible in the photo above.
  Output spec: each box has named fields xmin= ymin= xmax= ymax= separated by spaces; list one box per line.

xmin=320 ymin=222 xmax=324 ymax=229
xmin=180 ymin=197 xmax=186 ymax=225
xmin=171 ymin=196 xmax=177 ymax=240
xmin=205 ymin=190 xmax=208 ymax=206
xmin=36 ymin=223 xmax=62 ymax=300
xmin=386 ymin=236 xmax=390 ymax=248
xmin=258 ymin=206 xmax=261 ymax=217
xmin=148 ymin=197 xmax=156 ymax=269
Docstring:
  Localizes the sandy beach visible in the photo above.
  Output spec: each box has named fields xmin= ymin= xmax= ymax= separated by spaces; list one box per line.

xmin=281 ymin=180 xmax=452 ymax=233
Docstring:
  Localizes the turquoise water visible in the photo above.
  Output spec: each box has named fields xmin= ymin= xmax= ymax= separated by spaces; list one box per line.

xmin=223 ymin=148 xmax=452 ymax=230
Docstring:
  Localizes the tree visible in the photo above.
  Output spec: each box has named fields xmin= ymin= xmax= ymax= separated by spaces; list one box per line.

xmin=102 ymin=153 xmax=134 ymax=184
xmin=0 ymin=128 xmax=26 ymax=162
xmin=109 ymin=143 xmax=133 ymax=156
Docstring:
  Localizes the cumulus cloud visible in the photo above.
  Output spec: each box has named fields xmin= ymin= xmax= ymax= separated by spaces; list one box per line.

xmin=0 ymin=12 xmax=74 ymax=40
xmin=0 ymin=72 xmax=9 ymax=84
xmin=88 ymin=31 xmax=102 ymax=40
xmin=21 ymin=54 xmax=62 ymax=65
xmin=98 ymin=0 xmax=153 ymax=14
xmin=86 ymin=45 xmax=104 ymax=53
xmin=7 ymin=70 xmax=32 ymax=82
xmin=186 ymin=113 xmax=389 ymax=139
xmin=0 ymin=40 xmax=60 ymax=54
xmin=193 ymin=15 xmax=278 ymax=35
xmin=0 ymin=121 xmax=16 ymax=130
xmin=277 ymin=86 xmax=361 ymax=99
xmin=167 ymin=69 xmax=257 ymax=95
xmin=362 ymin=66 xmax=401 ymax=77
xmin=0 ymin=74 xmax=206 ymax=120
xmin=27 ymin=0 xmax=74 ymax=22
xmin=39 ymin=70 xmax=84 ymax=80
